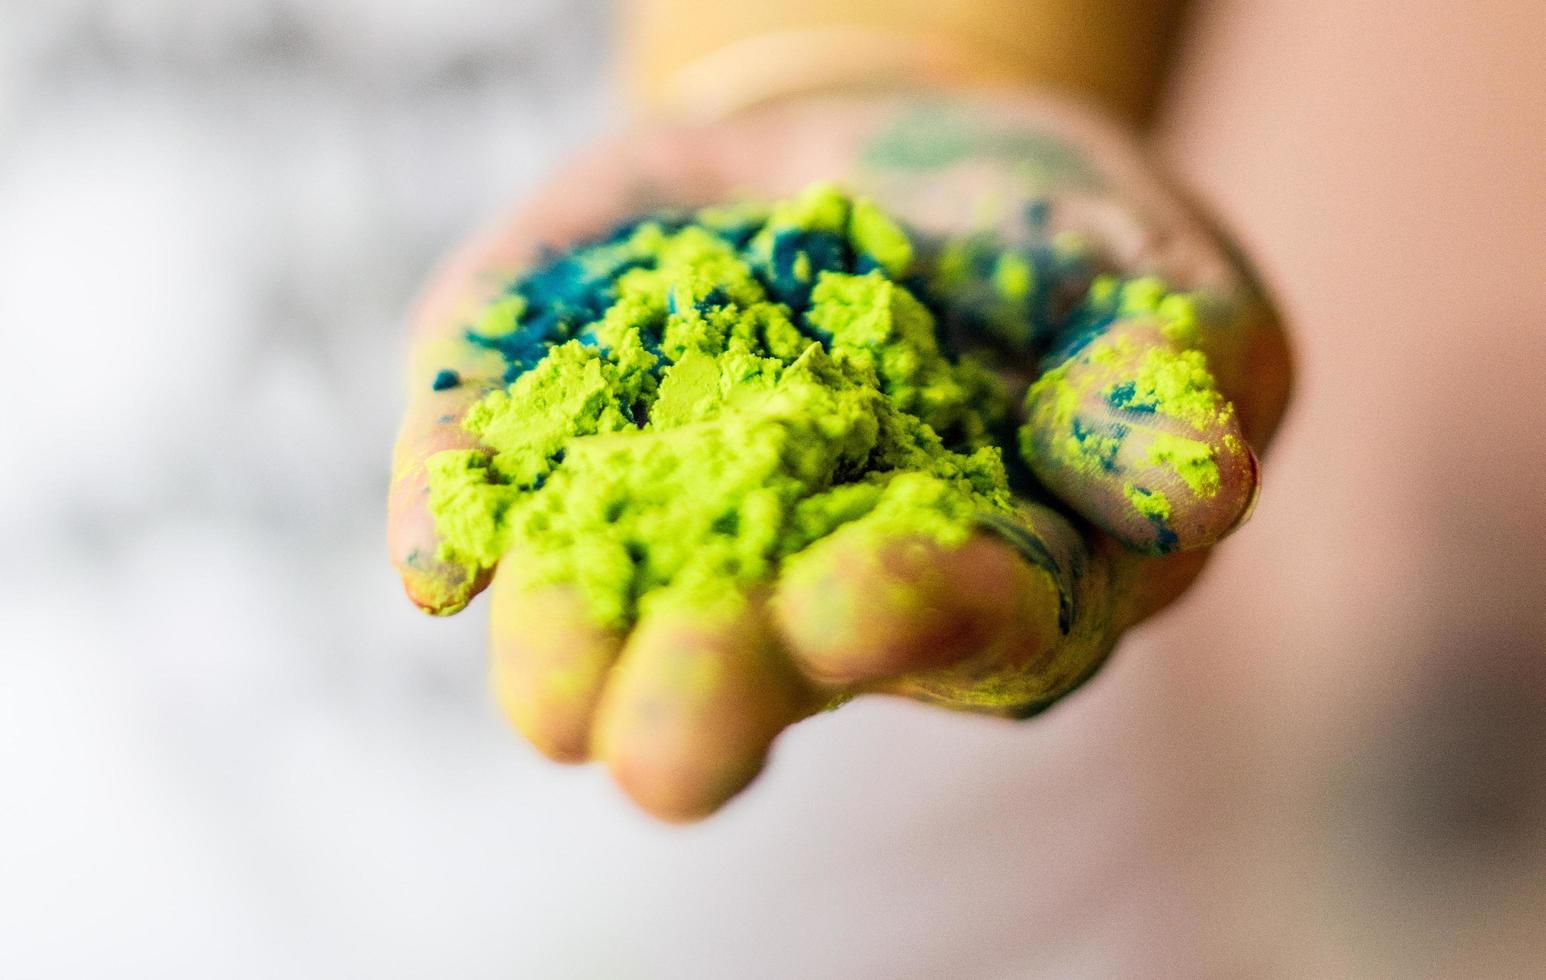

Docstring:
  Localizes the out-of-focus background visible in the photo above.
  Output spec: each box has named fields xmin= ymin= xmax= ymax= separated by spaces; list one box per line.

xmin=1 ymin=1 xmax=1543 ymax=977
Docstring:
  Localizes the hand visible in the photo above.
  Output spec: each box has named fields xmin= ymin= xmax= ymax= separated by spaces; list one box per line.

xmin=387 ymin=91 xmax=1293 ymax=822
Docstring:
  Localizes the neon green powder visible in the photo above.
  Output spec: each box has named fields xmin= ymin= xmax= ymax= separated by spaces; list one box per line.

xmin=427 ymin=186 xmax=1016 ymax=624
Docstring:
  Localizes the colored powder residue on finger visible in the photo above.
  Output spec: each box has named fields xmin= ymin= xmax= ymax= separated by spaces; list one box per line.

xmin=1017 ymin=276 xmax=1243 ymax=553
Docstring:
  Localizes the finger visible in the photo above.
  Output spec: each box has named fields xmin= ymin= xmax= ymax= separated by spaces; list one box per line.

xmin=1023 ymin=315 xmax=1259 ymax=555
xmin=879 ymin=505 xmax=1116 ymax=718
xmin=488 ymin=570 xmax=624 ymax=763
xmin=388 ymin=383 xmax=501 ymax=614
xmin=387 ymin=213 xmax=569 ymax=615
xmin=771 ymin=528 xmax=1064 ymax=688
xmin=592 ymin=591 xmax=815 ymax=823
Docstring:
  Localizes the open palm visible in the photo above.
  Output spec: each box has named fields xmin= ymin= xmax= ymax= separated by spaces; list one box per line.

xmin=387 ymin=91 xmax=1292 ymax=822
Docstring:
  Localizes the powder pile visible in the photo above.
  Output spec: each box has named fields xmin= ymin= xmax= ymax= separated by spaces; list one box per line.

xmin=425 ymin=184 xmax=1224 ymax=624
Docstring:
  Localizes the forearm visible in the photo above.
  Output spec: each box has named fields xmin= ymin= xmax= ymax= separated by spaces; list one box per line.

xmin=621 ymin=0 xmax=1190 ymax=127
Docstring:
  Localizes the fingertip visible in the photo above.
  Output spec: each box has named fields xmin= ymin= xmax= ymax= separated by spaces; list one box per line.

xmin=389 ymin=484 xmax=491 ymax=615
xmin=389 ymin=470 xmax=490 ymax=615
xmin=593 ymin=593 xmax=810 ymax=822
xmin=1171 ymin=423 xmax=1261 ymax=548
xmin=489 ymin=574 xmax=622 ymax=763
xmin=399 ymin=557 xmax=489 ymax=617
xmin=1226 ymin=440 xmax=1262 ymax=535
xmin=1023 ymin=317 xmax=1263 ymax=554
xmin=1117 ymin=422 xmax=1259 ymax=554
xmin=387 ymin=386 xmax=495 ymax=614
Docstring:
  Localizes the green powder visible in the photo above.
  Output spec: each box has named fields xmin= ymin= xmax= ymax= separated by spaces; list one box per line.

xmin=1123 ymin=482 xmax=1172 ymax=523
xmin=425 ymin=183 xmax=1241 ymax=619
xmin=427 ymin=185 xmax=1015 ymax=624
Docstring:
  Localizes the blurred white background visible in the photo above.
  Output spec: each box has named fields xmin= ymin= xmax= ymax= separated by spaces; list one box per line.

xmin=3 ymin=1 xmax=1545 ymax=978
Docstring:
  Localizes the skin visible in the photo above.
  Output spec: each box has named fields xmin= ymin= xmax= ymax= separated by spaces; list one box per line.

xmin=387 ymin=91 xmax=1293 ymax=822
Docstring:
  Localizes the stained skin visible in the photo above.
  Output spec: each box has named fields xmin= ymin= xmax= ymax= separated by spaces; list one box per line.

xmin=423 ymin=184 xmax=1256 ymax=756
xmin=386 ymin=92 xmax=1292 ymax=821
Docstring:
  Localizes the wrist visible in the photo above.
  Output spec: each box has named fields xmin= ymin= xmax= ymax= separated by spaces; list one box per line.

xmin=625 ymin=25 xmax=1032 ymax=122
xmin=621 ymin=0 xmax=1186 ymax=127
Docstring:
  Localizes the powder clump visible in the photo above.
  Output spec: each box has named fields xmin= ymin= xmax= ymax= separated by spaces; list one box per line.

xmin=424 ymin=183 xmax=1238 ymax=618
xmin=427 ymin=185 xmax=1019 ymax=624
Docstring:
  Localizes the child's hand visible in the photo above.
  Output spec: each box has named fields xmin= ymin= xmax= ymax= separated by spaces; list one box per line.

xmin=387 ymin=92 xmax=1292 ymax=822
